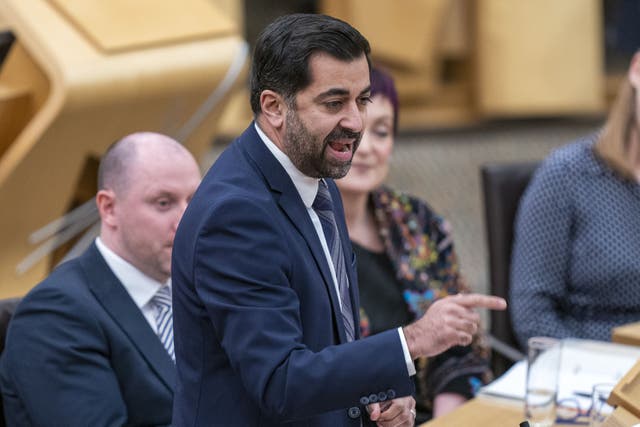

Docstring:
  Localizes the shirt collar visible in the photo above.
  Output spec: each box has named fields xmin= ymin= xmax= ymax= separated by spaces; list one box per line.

xmin=95 ymin=237 xmax=169 ymax=309
xmin=254 ymin=122 xmax=319 ymax=208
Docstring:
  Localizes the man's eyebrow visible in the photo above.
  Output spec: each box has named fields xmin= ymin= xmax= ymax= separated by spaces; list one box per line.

xmin=313 ymin=85 xmax=372 ymax=102
xmin=146 ymin=190 xmax=176 ymax=199
xmin=359 ymin=85 xmax=372 ymax=96
xmin=313 ymin=88 xmax=350 ymax=102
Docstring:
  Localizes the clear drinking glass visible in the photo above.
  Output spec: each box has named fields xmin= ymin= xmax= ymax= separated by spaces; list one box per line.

xmin=589 ymin=383 xmax=616 ymax=427
xmin=525 ymin=336 xmax=561 ymax=427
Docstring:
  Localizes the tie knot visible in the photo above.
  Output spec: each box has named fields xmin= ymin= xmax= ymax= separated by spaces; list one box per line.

xmin=152 ymin=286 xmax=172 ymax=310
xmin=312 ymin=180 xmax=333 ymax=213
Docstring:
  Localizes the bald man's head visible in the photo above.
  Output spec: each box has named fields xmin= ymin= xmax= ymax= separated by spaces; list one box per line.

xmin=97 ymin=132 xmax=192 ymax=195
xmin=96 ymin=132 xmax=201 ymax=282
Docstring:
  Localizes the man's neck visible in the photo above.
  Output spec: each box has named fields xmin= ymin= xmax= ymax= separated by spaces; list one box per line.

xmin=255 ymin=116 xmax=285 ymax=153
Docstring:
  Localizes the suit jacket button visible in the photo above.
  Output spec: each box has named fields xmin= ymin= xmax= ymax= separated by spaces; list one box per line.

xmin=377 ymin=391 xmax=387 ymax=402
xmin=359 ymin=396 xmax=370 ymax=405
xmin=386 ymin=389 xmax=396 ymax=399
xmin=368 ymin=394 xmax=378 ymax=403
xmin=348 ymin=406 xmax=361 ymax=419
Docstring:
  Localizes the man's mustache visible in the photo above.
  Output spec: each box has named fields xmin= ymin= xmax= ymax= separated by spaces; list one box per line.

xmin=325 ymin=127 xmax=361 ymax=141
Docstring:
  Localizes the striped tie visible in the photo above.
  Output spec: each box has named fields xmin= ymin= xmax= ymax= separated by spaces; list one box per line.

xmin=152 ymin=286 xmax=175 ymax=361
xmin=312 ymin=180 xmax=356 ymax=342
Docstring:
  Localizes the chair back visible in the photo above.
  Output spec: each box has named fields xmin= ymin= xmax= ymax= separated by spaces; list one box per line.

xmin=481 ymin=161 xmax=539 ymax=376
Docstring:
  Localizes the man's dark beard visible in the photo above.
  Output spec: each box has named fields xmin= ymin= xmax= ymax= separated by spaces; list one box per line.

xmin=283 ymin=109 xmax=362 ymax=179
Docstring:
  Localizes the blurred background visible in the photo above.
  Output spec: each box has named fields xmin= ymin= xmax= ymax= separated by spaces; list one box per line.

xmin=0 ymin=0 xmax=638 ymax=303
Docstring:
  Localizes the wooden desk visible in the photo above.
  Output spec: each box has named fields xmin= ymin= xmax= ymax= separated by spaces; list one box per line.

xmin=420 ymin=396 xmax=576 ymax=427
xmin=419 ymin=396 xmax=523 ymax=426
xmin=422 ymin=337 xmax=640 ymax=427
xmin=612 ymin=322 xmax=640 ymax=347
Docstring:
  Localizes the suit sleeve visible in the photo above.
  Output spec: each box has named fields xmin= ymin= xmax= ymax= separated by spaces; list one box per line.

xmin=1 ymin=286 xmax=128 ymax=427
xmin=193 ymin=196 xmax=414 ymax=421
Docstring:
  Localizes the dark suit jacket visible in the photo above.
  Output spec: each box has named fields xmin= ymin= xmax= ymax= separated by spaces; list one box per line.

xmin=172 ymin=124 xmax=414 ymax=427
xmin=0 ymin=243 xmax=175 ymax=426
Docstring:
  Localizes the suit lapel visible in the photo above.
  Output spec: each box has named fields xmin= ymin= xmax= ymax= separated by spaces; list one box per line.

xmin=277 ymin=190 xmax=351 ymax=342
xmin=80 ymin=244 xmax=175 ymax=391
xmin=240 ymin=125 xmax=348 ymax=343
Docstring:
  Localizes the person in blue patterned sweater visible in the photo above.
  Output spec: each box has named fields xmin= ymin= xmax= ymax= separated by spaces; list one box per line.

xmin=510 ymin=50 xmax=640 ymax=349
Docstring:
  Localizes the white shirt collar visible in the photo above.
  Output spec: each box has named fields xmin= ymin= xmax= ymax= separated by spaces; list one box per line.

xmin=254 ymin=122 xmax=319 ymax=208
xmin=95 ymin=237 xmax=169 ymax=310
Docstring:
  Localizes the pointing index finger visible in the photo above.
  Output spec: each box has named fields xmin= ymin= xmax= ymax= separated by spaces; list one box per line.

xmin=455 ymin=293 xmax=507 ymax=310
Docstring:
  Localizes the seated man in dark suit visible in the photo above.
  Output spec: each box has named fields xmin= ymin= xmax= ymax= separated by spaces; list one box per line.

xmin=0 ymin=132 xmax=201 ymax=426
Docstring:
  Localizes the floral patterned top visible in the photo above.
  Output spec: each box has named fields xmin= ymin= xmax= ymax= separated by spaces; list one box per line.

xmin=356 ymin=186 xmax=491 ymax=416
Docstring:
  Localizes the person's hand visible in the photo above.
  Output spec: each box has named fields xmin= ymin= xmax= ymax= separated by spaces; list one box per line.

xmin=403 ymin=293 xmax=506 ymax=359
xmin=367 ymin=396 xmax=416 ymax=427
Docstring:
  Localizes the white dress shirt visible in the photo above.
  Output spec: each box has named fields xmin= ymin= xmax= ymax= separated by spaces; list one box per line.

xmin=95 ymin=237 xmax=170 ymax=334
xmin=255 ymin=123 xmax=415 ymax=376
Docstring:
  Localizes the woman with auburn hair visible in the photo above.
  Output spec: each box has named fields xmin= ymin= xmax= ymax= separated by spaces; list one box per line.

xmin=510 ymin=51 xmax=640 ymax=349
xmin=336 ymin=67 xmax=491 ymax=422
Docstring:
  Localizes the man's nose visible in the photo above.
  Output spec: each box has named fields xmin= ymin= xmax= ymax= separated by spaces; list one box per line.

xmin=340 ymin=101 xmax=364 ymax=132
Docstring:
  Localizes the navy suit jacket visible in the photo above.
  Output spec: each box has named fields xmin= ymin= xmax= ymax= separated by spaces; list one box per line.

xmin=0 ymin=243 xmax=175 ymax=426
xmin=172 ymin=124 xmax=414 ymax=427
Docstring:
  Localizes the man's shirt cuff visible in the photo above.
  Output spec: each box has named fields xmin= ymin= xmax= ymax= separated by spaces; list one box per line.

xmin=397 ymin=327 xmax=416 ymax=376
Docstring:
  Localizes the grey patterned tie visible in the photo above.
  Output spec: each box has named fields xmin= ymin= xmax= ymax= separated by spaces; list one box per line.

xmin=312 ymin=180 xmax=356 ymax=342
xmin=151 ymin=286 xmax=175 ymax=361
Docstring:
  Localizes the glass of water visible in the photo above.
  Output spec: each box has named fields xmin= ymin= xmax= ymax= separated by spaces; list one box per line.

xmin=525 ymin=336 xmax=561 ymax=427
xmin=589 ymin=383 xmax=616 ymax=427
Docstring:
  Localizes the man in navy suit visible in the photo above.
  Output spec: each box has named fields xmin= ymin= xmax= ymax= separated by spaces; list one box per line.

xmin=1 ymin=132 xmax=201 ymax=426
xmin=172 ymin=14 xmax=506 ymax=427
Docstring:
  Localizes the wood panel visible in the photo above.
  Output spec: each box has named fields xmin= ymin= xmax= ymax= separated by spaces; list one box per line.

xmin=0 ymin=0 xmax=247 ymax=297
xmin=48 ymin=0 xmax=236 ymax=53
xmin=476 ymin=0 xmax=605 ymax=116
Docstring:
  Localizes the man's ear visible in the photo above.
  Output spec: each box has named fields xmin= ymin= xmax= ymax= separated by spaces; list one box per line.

xmin=96 ymin=189 xmax=117 ymax=228
xmin=629 ymin=51 xmax=640 ymax=90
xmin=259 ymin=90 xmax=287 ymax=129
